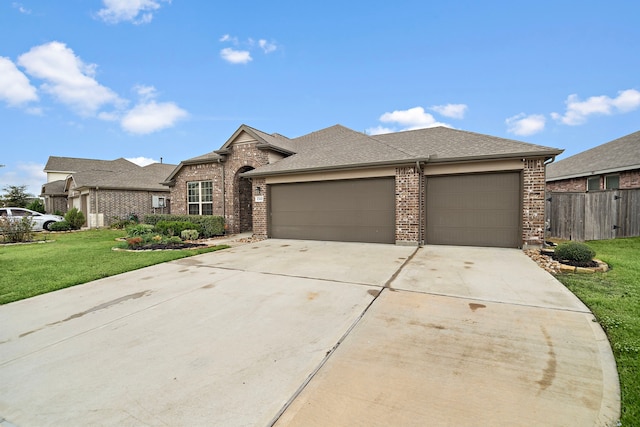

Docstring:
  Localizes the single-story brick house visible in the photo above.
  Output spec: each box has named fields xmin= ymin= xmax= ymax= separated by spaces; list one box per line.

xmin=41 ymin=156 xmax=175 ymax=226
xmin=546 ymin=130 xmax=640 ymax=192
xmin=164 ymin=124 xmax=562 ymax=249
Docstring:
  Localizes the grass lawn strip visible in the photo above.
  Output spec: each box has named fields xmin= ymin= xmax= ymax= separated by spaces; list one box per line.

xmin=555 ymin=237 xmax=639 ymax=426
xmin=0 ymin=229 xmax=228 ymax=305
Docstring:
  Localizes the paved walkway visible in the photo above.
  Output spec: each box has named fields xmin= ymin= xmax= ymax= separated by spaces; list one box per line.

xmin=0 ymin=239 xmax=619 ymax=426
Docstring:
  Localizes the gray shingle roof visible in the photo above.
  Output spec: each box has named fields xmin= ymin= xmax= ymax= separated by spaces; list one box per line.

xmin=546 ymin=130 xmax=640 ymax=181
xmin=68 ymin=162 xmax=176 ymax=191
xmin=41 ymin=180 xmax=66 ymax=196
xmin=44 ymin=156 xmax=138 ymax=173
xmin=247 ymin=125 xmax=414 ymax=175
xmin=245 ymin=125 xmax=562 ymax=176
xmin=373 ymin=127 xmax=562 ymax=161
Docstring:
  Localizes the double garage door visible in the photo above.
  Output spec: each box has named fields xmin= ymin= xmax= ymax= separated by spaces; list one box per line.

xmin=426 ymin=172 xmax=521 ymax=248
xmin=268 ymin=172 xmax=521 ymax=247
xmin=269 ymin=178 xmax=395 ymax=244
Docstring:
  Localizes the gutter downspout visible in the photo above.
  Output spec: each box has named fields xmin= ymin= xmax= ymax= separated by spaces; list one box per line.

xmin=95 ymin=186 xmax=99 ymax=228
xmin=415 ymin=158 xmax=428 ymax=247
xmin=218 ymin=158 xmax=225 ymax=220
xmin=542 ymin=156 xmax=557 ymax=248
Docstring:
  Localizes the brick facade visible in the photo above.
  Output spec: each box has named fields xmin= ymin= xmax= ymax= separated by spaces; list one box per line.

xmin=170 ymin=132 xmax=550 ymax=248
xmin=546 ymin=169 xmax=640 ymax=192
xmin=522 ymin=159 xmax=546 ymax=248
xmin=252 ymin=178 xmax=268 ymax=239
xmin=169 ymin=140 xmax=269 ymax=235
xmin=67 ymin=188 xmax=170 ymax=227
xmin=395 ymin=166 xmax=422 ymax=245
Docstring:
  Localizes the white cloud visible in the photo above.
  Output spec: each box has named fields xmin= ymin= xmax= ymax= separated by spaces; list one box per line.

xmin=219 ymin=35 xmax=278 ymax=63
xmin=126 ymin=156 xmax=157 ymax=166
xmin=505 ymin=113 xmax=546 ymax=136
xmin=133 ymin=84 xmax=158 ymax=101
xmin=12 ymin=2 xmax=31 ymax=14
xmin=219 ymin=34 xmax=237 ymax=43
xmin=0 ymin=56 xmax=38 ymax=106
xmin=0 ymin=162 xmax=46 ymax=197
xmin=430 ymin=103 xmax=468 ymax=119
xmin=17 ymin=41 xmax=124 ymax=116
xmin=121 ymin=100 xmax=187 ymax=134
xmin=551 ymin=89 xmax=640 ymax=125
xmin=366 ymin=126 xmax=395 ymax=135
xmin=379 ymin=106 xmax=451 ymax=130
xmin=96 ymin=0 xmax=169 ymax=24
xmin=259 ymin=39 xmax=277 ymax=54
xmin=120 ymin=84 xmax=188 ymax=134
xmin=220 ymin=47 xmax=252 ymax=64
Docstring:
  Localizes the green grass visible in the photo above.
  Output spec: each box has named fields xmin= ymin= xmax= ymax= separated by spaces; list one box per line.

xmin=0 ymin=229 xmax=228 ymax=305
xmin=555 ymin=237 xmax=640 ymax=425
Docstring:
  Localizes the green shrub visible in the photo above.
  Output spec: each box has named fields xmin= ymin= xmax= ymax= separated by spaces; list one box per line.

xmin=49 ymin=220 xmax=71 ymax=231
xmin=26 ymin=199 xmax=45 ymax=213
xmin=553 ymin=241 xmax=596 ymax=263
xmin=181 ymin=229 xmax=199 ymax=240
xmin=155 ymin=220 xmax=201 ymax=237
xmin=126 ymin=224 xmax=155 ymax=236
xmin=64 ymin=208 xmax=86 ymax=230
xmin=110 ymin=217 xmax=136 ymax=229
xmin=143 ymin=214 xmax=224 ymax=238
xmin=168 ymin=236 xmax=183 ymax=244
xmin=0 ymin=216 xmax=34 ymax=242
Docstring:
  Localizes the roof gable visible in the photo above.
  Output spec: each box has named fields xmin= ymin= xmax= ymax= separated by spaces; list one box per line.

xmin=216 ymin=124 xmax=296 ymax=154
xmin=547 ymin=130 xmax=640 ymax=181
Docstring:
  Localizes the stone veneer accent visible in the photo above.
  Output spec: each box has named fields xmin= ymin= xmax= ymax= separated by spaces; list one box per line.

xmin=522 ymin=158 xmax=546 ymax=248
xmin=395 ymin=166 xmax=422 ymax=245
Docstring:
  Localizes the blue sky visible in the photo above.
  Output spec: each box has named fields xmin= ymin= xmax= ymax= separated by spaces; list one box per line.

xmin=1 ymin=0 xmax=639 ymax=197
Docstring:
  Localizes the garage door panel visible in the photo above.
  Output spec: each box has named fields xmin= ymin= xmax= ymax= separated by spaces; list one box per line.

xmin=426 ymin=173 xmax=521 ymax=248
xmin=270 ymin=178 xmax=395 ymax=244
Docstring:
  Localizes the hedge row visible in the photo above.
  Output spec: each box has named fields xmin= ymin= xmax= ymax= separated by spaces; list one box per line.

xmin=142 ymin=214 xmax=224 ymax=238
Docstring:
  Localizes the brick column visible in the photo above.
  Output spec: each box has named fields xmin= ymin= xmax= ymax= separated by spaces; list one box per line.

xmin=395 ymin=166 xmax=421 ymax=245
xmin=522 ymin=158 xmax=546 ymax=249
xmin=252 ymin=178 xmax=268 ymax=239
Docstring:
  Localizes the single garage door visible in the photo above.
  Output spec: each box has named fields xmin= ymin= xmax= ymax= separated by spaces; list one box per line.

xmin=426 ymin=172 xmax=521 ymax=247
xmin=270 ymin=178 xmax=395 ymax=244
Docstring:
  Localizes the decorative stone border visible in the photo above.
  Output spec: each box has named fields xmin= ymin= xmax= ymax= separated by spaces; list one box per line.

xmin=526 ymin=249 xmax=609 ymax=274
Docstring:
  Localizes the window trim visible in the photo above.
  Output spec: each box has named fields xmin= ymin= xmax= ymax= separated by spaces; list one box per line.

xmin=187 ymin=181 xmax=213 ymax=215
xmin=587 ymin=176 xmax=600 ymax=191
xmin=604 ymin=174 xmax=620 ymax=190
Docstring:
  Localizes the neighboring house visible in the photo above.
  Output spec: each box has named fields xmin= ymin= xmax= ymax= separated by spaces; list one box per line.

xmin=163 ymin=124 xmax=562 ymax=249
xmin=41 ymin=156 xmax=175 ymax=227
xmin=545 ymin=131 xmax=640 ymax=241
xmin=546 ymin=130 xmax=640 ymax=192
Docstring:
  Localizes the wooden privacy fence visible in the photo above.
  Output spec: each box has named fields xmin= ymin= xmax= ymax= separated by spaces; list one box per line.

xmin=546 ymin=189 xmax=640 ymax=241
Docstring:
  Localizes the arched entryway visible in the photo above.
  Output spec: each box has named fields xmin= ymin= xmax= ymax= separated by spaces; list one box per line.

xmin=235 ymin=166 xmax=254 ymax=233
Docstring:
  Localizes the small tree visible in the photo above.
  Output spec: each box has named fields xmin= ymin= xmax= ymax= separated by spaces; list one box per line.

xmin=26 ymin=199 xmax=46 ymax=213
xmin=64 ymin=208 xmax=86 ymax=230
xmin=2 ymin=185 xmax=32 ymax=208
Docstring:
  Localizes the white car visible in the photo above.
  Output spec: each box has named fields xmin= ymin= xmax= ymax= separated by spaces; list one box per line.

xmin=0 ymin=207 xmax=65 ymax=231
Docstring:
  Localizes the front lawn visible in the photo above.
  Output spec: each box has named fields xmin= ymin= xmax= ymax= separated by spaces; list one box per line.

xmin=555 ymin=237 xmax=640 ymax=425
xmin=0 ymin=229 xmax=228 ymax=305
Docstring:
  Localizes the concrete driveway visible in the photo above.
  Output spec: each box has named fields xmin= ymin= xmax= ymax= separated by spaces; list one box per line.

xmin=0 ymin=239 xmax=619 ymax=426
